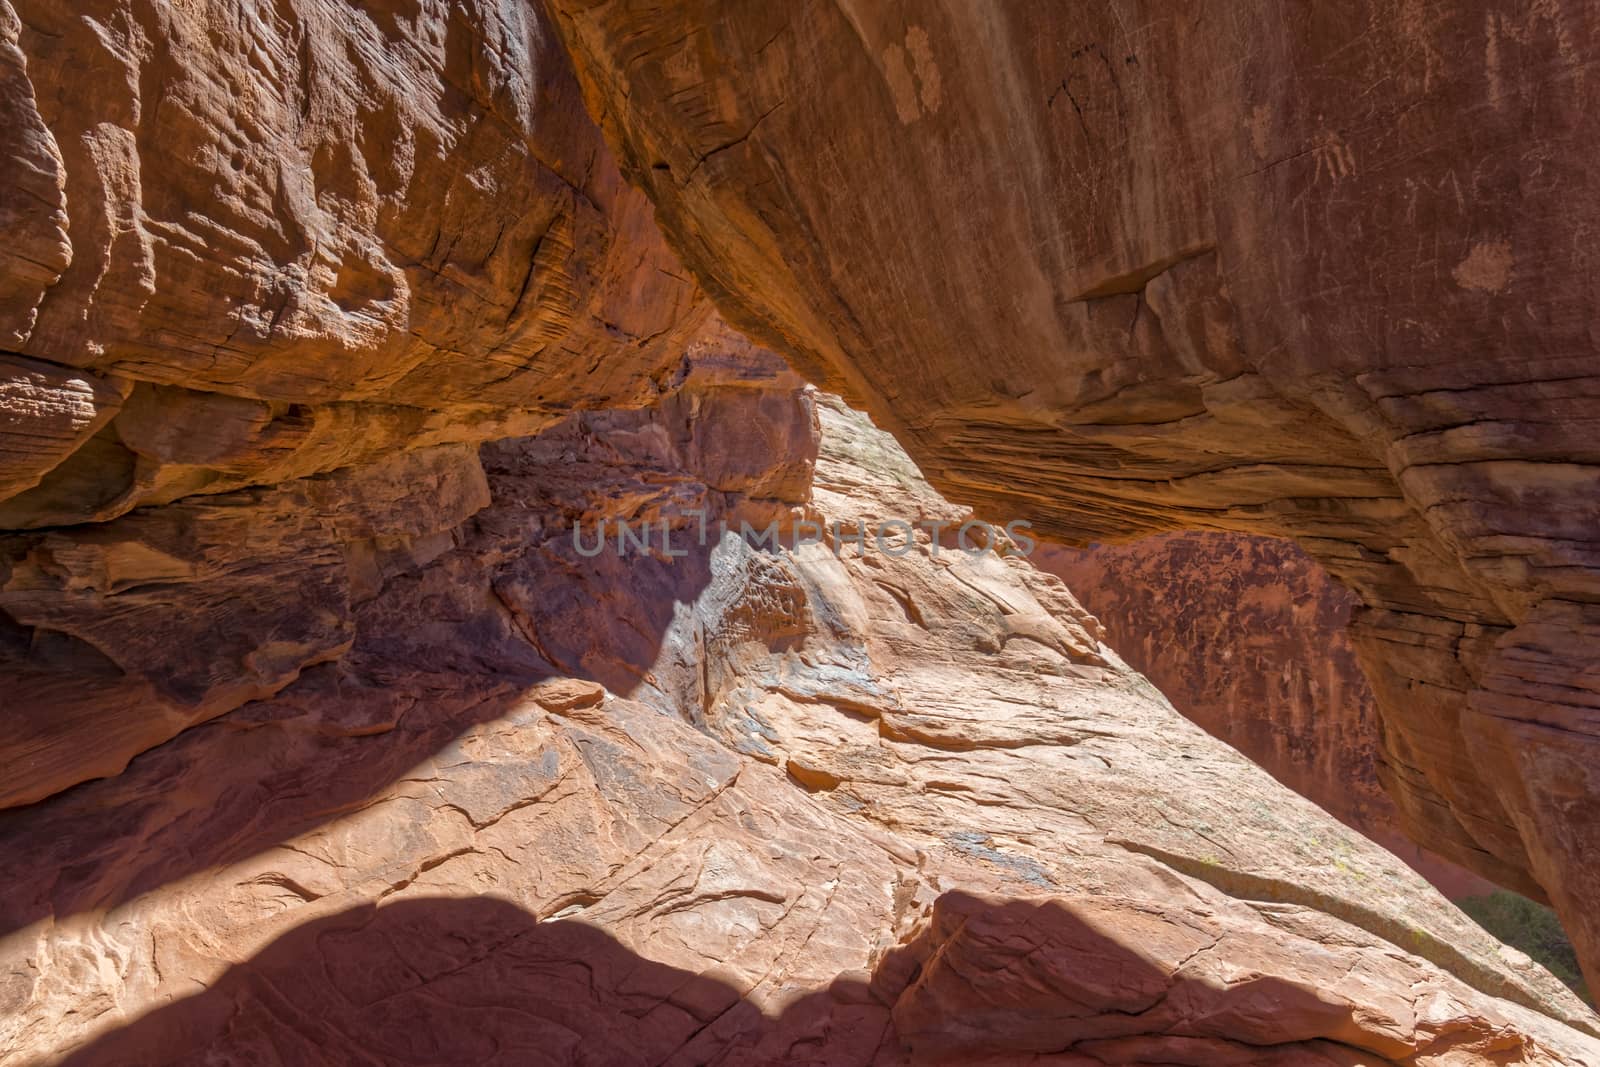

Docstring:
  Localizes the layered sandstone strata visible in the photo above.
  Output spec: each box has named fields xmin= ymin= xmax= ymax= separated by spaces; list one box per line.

xmin=548 ymin=0 xmax=1600 ymax=987
xmin=2 ymin=364 xmax=1595 ymax=1064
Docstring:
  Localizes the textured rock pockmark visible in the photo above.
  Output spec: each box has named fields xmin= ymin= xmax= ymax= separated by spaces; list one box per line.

xmin=1453 ymin=241 xmax=1516 ymax=292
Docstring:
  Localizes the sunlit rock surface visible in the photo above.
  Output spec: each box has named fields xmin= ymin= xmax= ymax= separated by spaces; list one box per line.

xmin=2 ymin=362 xmax=1595 ymax=1065
xmin=2 ymin=2 xmax=1598 ymax=1062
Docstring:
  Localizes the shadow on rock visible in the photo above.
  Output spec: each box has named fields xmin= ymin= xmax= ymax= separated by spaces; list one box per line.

xmin=60 ymin=895 xmax=885 ymax=1067
xmin=0 ymin=366 xmax=812 ymax=942
xmin=61 ymin=893 xmax=1419 ymax=1067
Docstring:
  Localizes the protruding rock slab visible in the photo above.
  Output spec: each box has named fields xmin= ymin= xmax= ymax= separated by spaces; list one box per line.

xmin=547 ymin=0 xmax=1600 ymax=985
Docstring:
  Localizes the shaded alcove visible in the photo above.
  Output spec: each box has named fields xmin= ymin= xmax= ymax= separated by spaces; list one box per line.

xmin=0 ymin=366 xmax=806 ymax=941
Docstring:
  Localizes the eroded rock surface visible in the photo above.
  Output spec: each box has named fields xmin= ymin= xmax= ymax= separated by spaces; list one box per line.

xmin=2 ymin=364 xmax=1595 ymax=1065
xmin=547 ymin=0 xmax=1600 ymax=985
xmin=0 ymin=0 xmax=713 ymax=805
xmin=3 ymin=2 xmax=1599 ymax=1061
xmin=1040 ymin=533 xmax=1494 ymax=898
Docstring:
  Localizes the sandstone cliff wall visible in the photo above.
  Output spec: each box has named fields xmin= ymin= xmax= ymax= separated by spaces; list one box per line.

xmin=0 ymin=0 xmax=712 ymax=806
xmin=1 ymin=2 xmax=1598 ymax=1061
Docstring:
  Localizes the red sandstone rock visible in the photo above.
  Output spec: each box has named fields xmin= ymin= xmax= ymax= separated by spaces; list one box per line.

xmin=547 ymin=0 xmax=1600 ymax=987
xmin=0 ymin=0 xmax=716 ymax=804
xmin=1 ymin=371 xmax=1595 ymax=1064
xmin=1039 ymin=533 xmax=1495 ymax=899
xmin=2 ymin=2 xmax=1598 ymax=1062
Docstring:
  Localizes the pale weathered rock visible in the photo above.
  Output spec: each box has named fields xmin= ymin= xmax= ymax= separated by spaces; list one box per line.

xmin=547 ymin=0 xmax=1600 ymax=985
xmin=1 ymin=365 xmax=1594 ymax=1065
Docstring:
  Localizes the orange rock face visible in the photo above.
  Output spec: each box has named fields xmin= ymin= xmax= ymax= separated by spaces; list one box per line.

xmin=0 ymin=0 xmax=713 ymax=806
xmin=1040 ymin=533 xmax=1495 ymax=899
xmin=547 ymin=0 xmax=1600 ymax=987
xmin=3 ymin=2 xmax=1600 ymax=1062
xmin=3 ymin=363 xmax=1597 ymax=1064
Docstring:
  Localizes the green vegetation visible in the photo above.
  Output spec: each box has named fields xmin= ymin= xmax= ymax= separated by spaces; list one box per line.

xmin=1456 ymin=891 xmax=1592 ymax=1005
